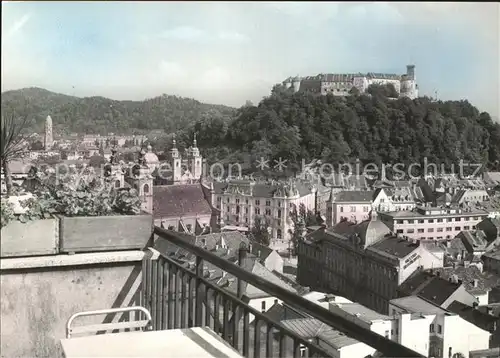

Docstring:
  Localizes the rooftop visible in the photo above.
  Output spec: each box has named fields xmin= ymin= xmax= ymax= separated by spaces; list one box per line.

xmin=333 ymin=190 xmax=374 ymax=203
xmin=390 ymin=296 xmax=449 ymax=315
xmin=432 ymin=266 xmax=500 ymax=294
xmin=398 ymin=271 xmax=463 ymax=306
xmin=280 ymin=318 xmax=359 ymax=349
xmin=153 ymin=184 xmax=213 ymax=219
xmin=368 ymin=237 xmax=420 ymax=259
xmin=380 ymin=206 xmax=488 ymax=219
xmin=447 ymin=301 xmax=498 ymax=332
xmin=331 ymin=303 xmax=392 ymax=323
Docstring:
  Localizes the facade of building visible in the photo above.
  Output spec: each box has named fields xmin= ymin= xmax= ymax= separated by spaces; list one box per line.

xmin=282 ymin=65 xmax=418 ymax=99
xmin=378 ymin=205 xmax=489 ymax=241
xmin=482 ymin=250 xmax=500 ymax=275
xmin=209 ymin=179 xmax=317 ymax=248
xmin=327 ymin=191 xmax=373 ymax=226
xmin=296 ymin=218 xmax=442 ymax=314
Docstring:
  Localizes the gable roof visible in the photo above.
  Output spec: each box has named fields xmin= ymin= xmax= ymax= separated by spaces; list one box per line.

xmin=153 ymin=184 xmax=213 ymax=219
xmin=398 ymin=271 xmax=463 ymax=306
xmin=447 ymin=301 xmax=498 ymax=332
xmin=333 ymin=190 xmax=374 ymax=203
xmin=432 ymin=266 xmax=500 ymax=295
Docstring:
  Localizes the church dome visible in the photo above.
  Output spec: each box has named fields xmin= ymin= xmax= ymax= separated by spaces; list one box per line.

xmin=144 ymin=145 xmax=159 ymax=164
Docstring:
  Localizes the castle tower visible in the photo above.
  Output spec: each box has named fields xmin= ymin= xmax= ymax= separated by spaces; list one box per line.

xmin=292 ymin=75 xmax=301 ymax=93
xmin=128 ymin=149 xmax=153 ymax=213
xmin=188 ymin=133 xmax=203 ymax=180
xmin=44 ymin=115 xmax=54 ymax=150
xmin=170 ymin=134 xmax=182 ymax=184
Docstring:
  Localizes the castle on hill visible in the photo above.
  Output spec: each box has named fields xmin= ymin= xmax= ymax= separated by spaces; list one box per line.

xmin=282 ymin=64 xmax=418 ymax=99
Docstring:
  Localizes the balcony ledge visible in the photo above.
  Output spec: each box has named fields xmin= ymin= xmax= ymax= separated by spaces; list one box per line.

xmin=0 ymin=250 xmax=145 ymax=271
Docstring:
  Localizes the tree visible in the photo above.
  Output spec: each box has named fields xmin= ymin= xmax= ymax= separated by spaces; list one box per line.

xmin=349 ymin=86 xmax=360 ymax=96
xmin=250 ymin=215 xmax=271 ymax=246
xmin=31 ymin=140 xmax=44 ymax=151
xmin=288 ymin=203 xmax=318 ymax=252
xmin=1 ymin=111 xmax=29 ymax=196
xmin=88 ymin=155 xmax=106 ymax=168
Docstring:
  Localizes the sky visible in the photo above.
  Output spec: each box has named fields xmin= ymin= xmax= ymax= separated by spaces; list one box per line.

xmin=2 ymin=1 xmax=499 ymax=118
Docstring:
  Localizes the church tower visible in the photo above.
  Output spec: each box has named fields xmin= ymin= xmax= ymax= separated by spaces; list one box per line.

xmin=170 ymin=134 xmax=182 ymax=184
xmin=128 ymin=149 xmax=153 ymax=214
xmin=44 ymin=115 xmax=54 ymax=150
xmin=188 ymin=133 xmax=203 ymax=180
xmin=105 ymin=148 xmax=124 ymax=188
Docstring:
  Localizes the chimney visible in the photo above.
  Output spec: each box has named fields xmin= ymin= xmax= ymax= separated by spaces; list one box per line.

xmin=473 ymin=301 xmax=479 ymax=309
xmin=257 ymin=250 xmax=261 ymax=258
xmin=215 ymin=244 xmax=219 ymax=251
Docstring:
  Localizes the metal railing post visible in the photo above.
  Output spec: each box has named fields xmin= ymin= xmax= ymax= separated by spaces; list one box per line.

xmin=195 ymin=255 xmax=204 ymax=326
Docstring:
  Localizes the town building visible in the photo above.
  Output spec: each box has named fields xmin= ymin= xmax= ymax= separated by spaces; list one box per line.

xmin=208 ymin=178 xmax=317 ymax=249
xmin=389 ymin=295 xmax=491 ymax=358
xmin=378 ymin=205 xmax=489 ymax=241
xmin=296 ymin=216 xmax=442 ymax=314
xmin=483 ymin=250 xmax=500 ymax=275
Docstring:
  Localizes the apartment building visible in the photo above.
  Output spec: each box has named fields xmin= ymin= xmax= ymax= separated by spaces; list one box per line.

xmin=210 ymin=179 xmax=317 ymax=248
xmin=327 ymin=191 xmax=374 ymax=226
xmin=296 ymin=218 xmax=442 ymax=313
xmin=379 ymin=205 xmax=489 ymax=241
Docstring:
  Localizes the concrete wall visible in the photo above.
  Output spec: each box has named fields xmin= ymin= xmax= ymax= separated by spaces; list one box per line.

xmin=0 ymin=251 xmax=145 ymax=358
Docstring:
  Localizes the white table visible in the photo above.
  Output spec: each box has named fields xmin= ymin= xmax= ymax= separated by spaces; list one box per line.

xmin=60 ymin=326 xmax=245 ymax=358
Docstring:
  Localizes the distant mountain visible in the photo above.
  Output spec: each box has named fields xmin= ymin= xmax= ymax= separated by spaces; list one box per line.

xmin=1 ymin=87 xmax=236 ymax=135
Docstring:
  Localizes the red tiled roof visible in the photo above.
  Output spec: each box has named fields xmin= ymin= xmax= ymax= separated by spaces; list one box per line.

xmin=153 ymin=184 xmax=213 ymax=219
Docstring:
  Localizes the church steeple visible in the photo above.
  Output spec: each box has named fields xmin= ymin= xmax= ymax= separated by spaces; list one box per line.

xmin=170 ymin=134 xmax=182 ymax=184
xmin=188 ymin=132 xmax=202 ymax=180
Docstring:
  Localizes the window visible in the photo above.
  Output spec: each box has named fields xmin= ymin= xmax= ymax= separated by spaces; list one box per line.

xmin=464 ymin=226 xmax=470 ymax=230
xmin=446 ymin=227 xmax=452 ymax=231
xmin=455 ymin=226 xmax=461 ymax=231
xmin=430 ymin=324 xmax=435 ymax=333
xmin=363 ymin=206 xmax=369 ymax=212
xmin=428 ymin=228 xmax=434 ymax=232
xmin=437 ymin=228 xmax=443 ymax=232
xmin=277 ymin=209 xmax=282 ymax=218
xmin=428 ymin=219 xmax=434 ymax=223
xmin=277 ymin=229 xmax=282 ymax=239
xmin=384 ymin=330 xmax=389 ymax=338
xmin=407 ymin=229 xmax=414 ymax=233
xmin=245 ymin=199 xmax=248 ymax=204
xmin=217 ymin=197 xmax=221 ymax=203
xmin=437 ymin=218 xmax=443 ymax=223
xmin=227 ymin=198 xmax=230 ymax=203
xmin=265 ymin=200 xmax=271 ymax=207
xmin=455 ymin=217 xmax=461 ymax=222
xmin=143 ymin=184 xmax=149 ymax=193
xmin=340 ymin=207 xmax=344 ymax=213
xmin=437 ymin=325 xmax=442 ymax=334
xmin=408 ymin=219 xmax=414 ymax=223
xmin=261 ymin=301 xmax=266 ymax=312
xmin=417 ymin=229 xmax=424 ymax=233
xmin=115 ymin=180 xmax=121 ymax=188
xmin=255 ymin=208 xmax=260 ymax=215
xmin=350 ymin=206 xmax=356 ymax=212
xmin=265 ymin=209 xmax=271 ymax=216
xmin=236 ymin=199 xmax=240 ymax=204
xmin=396 ymin=229 xmax=404 ymax=234
xmin=447 ymin=218 xmax=452 ymax=222
xmin=245 ymin=208 xmax=248 ymax=214
xmin=255 ymin=200 xmax=260 ymax=206
xmin=397 ymin=220 xmax=404 ymax=224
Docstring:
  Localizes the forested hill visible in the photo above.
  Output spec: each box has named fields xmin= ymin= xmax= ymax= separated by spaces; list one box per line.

xmin=1 ymin=87 xmax=236 ymax=134
xmin=183 ymin=85 xmax=500 ymax=173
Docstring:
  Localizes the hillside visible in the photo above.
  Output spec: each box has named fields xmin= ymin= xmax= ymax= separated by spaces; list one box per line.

xmin=1 ymin=87 xmax=236 ymax=134
xmin=181 ymin=85 xmax=500 ymax=174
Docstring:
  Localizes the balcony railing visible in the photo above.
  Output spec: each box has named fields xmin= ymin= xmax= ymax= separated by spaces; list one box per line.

xmin=142 ymin=226 xmax=424 ymax=358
